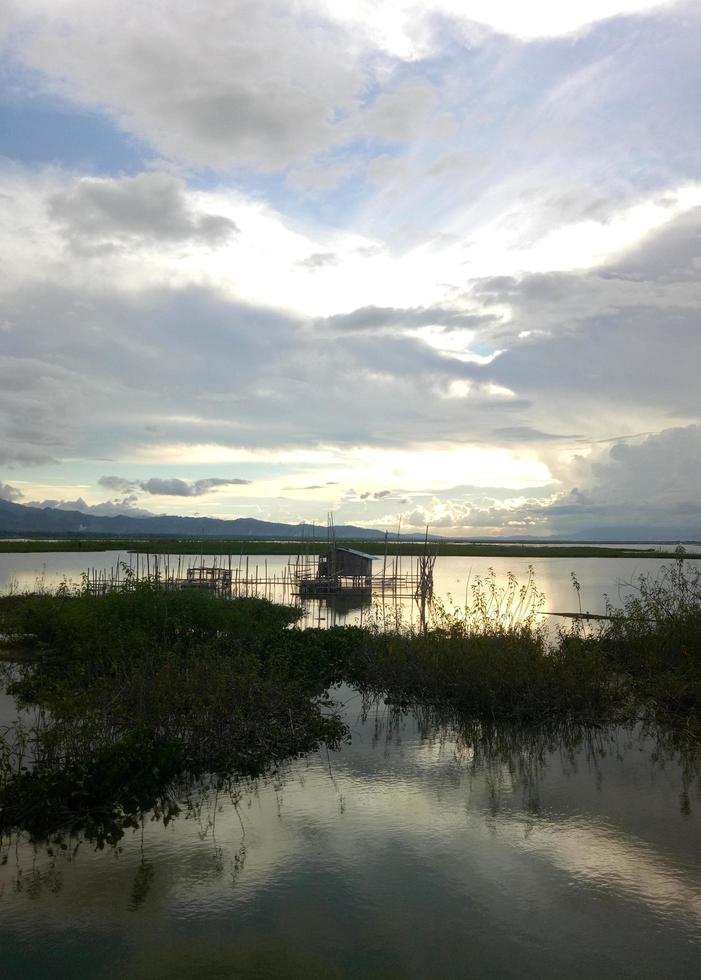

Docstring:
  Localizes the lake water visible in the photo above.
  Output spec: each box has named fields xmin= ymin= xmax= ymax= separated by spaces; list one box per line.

xmin=1 ymin=688 xmax=699 ymax=979
xmin=2 ymin=551 xmax=701 ymax=976
xmin=1 ymin=549 xmax=699 ymax=631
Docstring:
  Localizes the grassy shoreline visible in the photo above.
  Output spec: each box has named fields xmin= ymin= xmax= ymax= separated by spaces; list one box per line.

xmin=0 ymin=536 xmax=696 ymax=559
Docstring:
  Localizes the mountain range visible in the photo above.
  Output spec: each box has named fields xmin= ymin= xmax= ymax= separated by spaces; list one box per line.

xmin=0 ymin=497 xmax=396 ymax=540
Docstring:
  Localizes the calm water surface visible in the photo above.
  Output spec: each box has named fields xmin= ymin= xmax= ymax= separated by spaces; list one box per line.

xmin=1 ymin=689 xmax=699 ymax=979
xmin=2 ymin=550 xmax=699 ymax=630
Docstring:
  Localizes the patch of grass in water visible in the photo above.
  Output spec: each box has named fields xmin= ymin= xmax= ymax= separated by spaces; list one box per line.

xmin=0 ymin=584 xmax=346 ymax=842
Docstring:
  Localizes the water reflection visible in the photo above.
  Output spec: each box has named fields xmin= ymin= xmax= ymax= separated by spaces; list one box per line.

xmin=307 ymin=588 xmax=373 ymax=627
xmin=2 ymin=691 xmax=699 ymax=979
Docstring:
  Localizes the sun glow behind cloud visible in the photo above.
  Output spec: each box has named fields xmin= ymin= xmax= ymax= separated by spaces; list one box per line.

xmin=19 ymin=175 xmax=696 ymax=322
xmin=133 ymin=442 xmax=552 ymax=491
xmin=316 ymin=1 xmax=673 ymax=58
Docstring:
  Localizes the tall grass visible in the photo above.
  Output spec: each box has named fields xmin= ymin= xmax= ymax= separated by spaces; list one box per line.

xmin=598 ymin=550 xmax=701 ymax=722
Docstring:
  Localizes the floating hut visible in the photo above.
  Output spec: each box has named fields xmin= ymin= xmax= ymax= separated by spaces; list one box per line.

xmin=297 ymin=546 xmax=376 ymax=597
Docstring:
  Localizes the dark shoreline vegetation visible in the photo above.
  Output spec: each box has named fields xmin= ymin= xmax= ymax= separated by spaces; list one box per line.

xmin=1 ymin=554 xmax=699 ymax=844
xmin=1 ymin=536 xmax=698 ymax=559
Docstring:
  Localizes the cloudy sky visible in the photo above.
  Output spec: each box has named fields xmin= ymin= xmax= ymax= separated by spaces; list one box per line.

xmin=0 ymin=0 xmax=699 ymax=538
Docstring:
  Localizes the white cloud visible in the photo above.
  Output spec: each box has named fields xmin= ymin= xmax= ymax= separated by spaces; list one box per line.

xmin=0 ymin=481 xmax=23 ymax=502
xmin=523 ymin=426 xmax=701 ymax=538
xmin=25 ymin=495 xmax=154 ymax=517
xmin=317 ymin=0 xmax=673 ymax=58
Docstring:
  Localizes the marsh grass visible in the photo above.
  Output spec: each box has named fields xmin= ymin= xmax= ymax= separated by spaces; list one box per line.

xmin=0 ymin=584 xmax=345 ymax=841
xmin=341 ymin=565 xmax=616 ymax=722
xmin=343 ymin=625 xmax=616 ymax=722
xmin=340 ymin=557 xmax=701 ymax=728
xmin=597 ymin=551 xmax=701 ymax=726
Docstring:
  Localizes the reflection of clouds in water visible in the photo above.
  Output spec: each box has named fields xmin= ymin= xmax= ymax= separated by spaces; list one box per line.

xmin=1 ymin=717 xmax=700 ymax=963
xmin=170 ymin=725 xmax=701 ymax=933
xmin=503 ymin=817 xmax=701 ymax=930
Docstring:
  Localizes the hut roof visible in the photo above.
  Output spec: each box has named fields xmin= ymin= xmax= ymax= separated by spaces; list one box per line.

xmin=335 ymin=547 xmax=376 ymax=561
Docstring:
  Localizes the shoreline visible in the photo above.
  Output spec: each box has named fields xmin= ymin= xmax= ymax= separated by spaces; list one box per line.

xmin=1 ymin=538 xmax=698 ymax=559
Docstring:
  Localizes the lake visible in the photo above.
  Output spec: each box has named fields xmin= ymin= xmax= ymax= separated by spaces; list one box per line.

xmin=1 ymin=686 xmax=699 ymax=979
xmin=1 ymin=550 xmax=701 ymax=976
xmin=1 ymin=549 xmax=699 ymax=631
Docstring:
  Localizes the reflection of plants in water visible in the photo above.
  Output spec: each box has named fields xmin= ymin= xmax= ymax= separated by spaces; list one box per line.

xmin=0 ymin=768 xmax=274 ymax=898
xmin=231 ymin=842 xmax=247 ymax=886
xmin=129 ymin=859 xmax=155 ymax=911
xmin=359 ymin=694 xmax=701 ymax=819
xmin=2 ymin=703 xmax=699 ymax=907
xmin=19 ymin=861 xmax=63 ymax=900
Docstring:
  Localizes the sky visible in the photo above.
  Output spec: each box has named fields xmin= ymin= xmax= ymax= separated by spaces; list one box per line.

xmin=0 ymin=0 xmax=699 ymax=538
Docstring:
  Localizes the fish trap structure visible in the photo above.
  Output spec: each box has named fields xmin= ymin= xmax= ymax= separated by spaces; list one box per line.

xmin=180 ymin=565 xmax=233 ymax=596
xmin=82 ymin=553 xmax=298 ymax=605
xmin=80 ymin=518 xmax=437 ymax=627
xmin=292 ymin=528 xmax=436 ymax=608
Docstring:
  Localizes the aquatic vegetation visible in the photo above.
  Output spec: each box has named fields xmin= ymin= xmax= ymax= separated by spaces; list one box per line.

xmin=598 ymin=550 xmax=701 ymax=725
xmin=343 ymin=624 xmax=616 ymax=722
xmin=341 ymin=567 xmax=614 ymax=721
xmin=0 ymin=587 xmax=346 ymax=841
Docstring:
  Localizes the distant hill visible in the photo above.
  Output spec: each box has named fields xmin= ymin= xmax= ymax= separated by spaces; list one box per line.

xmin=0 ymin=497 xmax=408 ymax=541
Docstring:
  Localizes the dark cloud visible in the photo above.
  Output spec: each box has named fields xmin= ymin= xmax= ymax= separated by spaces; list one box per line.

xmin=139 ymin=477 xmax=250 ymax=496
xmin=98 ymin=475 xmax=135 ymax=493
xmin=453 ymin=426 xmax=701 ymax=538
xmin=324 ymin=305 xmax=495 ymax=332
xmin=99 ymin=475 xmax=251 ymax=497
xmin=462 ymin=207 xmax=701 ymax=439
xmin=605 ymin=206 xmax=701 ymax=285
xmin=0 ymin=281 xmax=530 ymax=463
xmin=0 ymin=448 xmax=58 ymax=467
xmin=50 ymin=173 xmax=238 ymax=250
xmin=492 ymin=426 xmax=583 ymax=442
